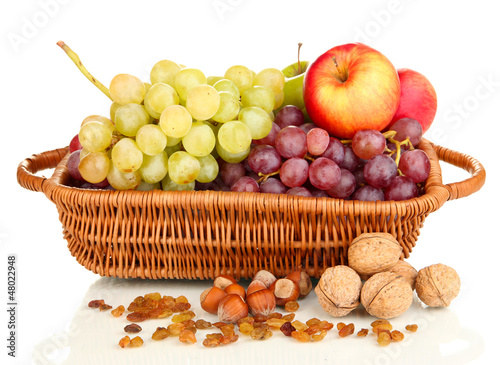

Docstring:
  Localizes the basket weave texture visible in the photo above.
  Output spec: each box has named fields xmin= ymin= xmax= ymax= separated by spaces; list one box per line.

xmin=17 ymin=139 xmax=485 ymax=280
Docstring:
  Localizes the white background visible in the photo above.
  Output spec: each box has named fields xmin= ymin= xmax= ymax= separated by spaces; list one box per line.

xmin=1 ymin=0 xmax=498 ymax=364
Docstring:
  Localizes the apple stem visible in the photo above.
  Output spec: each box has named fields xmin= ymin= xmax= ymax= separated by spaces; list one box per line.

xmin=57 ymin=41 xmax=112 ymax=100
xmin=297 ymin=43 xmax=303 ymax=74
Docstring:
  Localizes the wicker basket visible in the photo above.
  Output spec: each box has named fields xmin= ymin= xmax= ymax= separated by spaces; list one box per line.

xmin=17 ymin=139 xmax=485 ymax=280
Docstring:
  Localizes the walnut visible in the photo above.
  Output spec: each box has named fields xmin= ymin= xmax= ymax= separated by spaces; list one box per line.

xmin=348 ymin=233 xmax=402 ymax=276
xmin=315 ymin=266 xmax=362 ymax=317
xmin=415 ymin=263 xmax=460 ymax=307
xmin=360 ymin=272 xmax=413 ymax=319
xmin=386 ymin=260 xmax=418 ymax=290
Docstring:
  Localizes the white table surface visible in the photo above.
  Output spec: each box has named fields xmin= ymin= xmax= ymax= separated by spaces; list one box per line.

xmin=1 ymin=1 xmax=498 ymax=364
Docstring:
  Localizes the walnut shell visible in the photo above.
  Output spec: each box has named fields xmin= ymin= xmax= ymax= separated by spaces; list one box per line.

xmin=415 ymin=264 xmax=460 ymax=307
xmin=315 ymin=266 xmax=362 ymax=317
xmin=387 ymin=260 xmax=418 ymax=290
xmin=361 ymin=271 xmax=413 ymax=319
xmin=348 ymin=232 xmax=403 ymax=276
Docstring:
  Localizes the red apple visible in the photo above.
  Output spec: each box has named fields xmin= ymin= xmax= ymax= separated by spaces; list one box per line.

xmin=387 ymin=68 xmax=437 ymax=133
xmin=303 ymin=43 xmax=400 ymax=139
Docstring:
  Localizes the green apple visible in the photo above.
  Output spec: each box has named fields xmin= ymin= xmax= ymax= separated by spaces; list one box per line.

xmin=281 ymin=60 xmax=309 ymax=111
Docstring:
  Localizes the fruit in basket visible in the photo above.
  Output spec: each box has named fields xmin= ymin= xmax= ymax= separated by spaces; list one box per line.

xmin=281 ymin=43 xmax=309 ymax=111
xmin=388 ymin=68 xmax=437 ymax=133
xmin=303 ymin=43 xmax=400 ymax=138
xmin=415 ymin=263 xmax=460 ymax=307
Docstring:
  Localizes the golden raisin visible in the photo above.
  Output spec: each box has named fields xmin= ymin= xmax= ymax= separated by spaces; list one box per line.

xmin=124 ymin=323 xmax=142 ymax=333
xmin=175 ymin=295 xmax=189 ymax=303
xmin=219 ymin=334 xmax=239 ymax=344
xmin=357 ymin=328 xmax=369 ymax=337
xmin=151 ymin=327 xmax=170 ymax=341
xmin=318 ymin=321 xmax=334 ymax=331
xmin=281 ymin=313 xmax=295 ymax=322
xmin=337 ymin=322 xmax=346 ymax=330
xmin=373 ymin=323 xmax=393 ymax=334
xmin=88 ymin=299 xmax=105 ymax=308
xmin=206 ymin=333 xmax=222 ymax=340
xmin=167 ymin=323 xmax=186 ymax=336
xmin=220 ymin=324 xmax=236 ymax=337
xmin=291 ymin=331 xmax=311 ymax=342
xmin=267 ymin=312 xmax=283 ymax=319
xmin=179 ymin=329 xmax=197 ymax=344
xmin=253 ymin=314 xmax=268 ymax=323
xmin=237 ymin=316 xmax=255 ymax=326
xmin=377 ymin=332 xmax=391 ymax=346
xmin=339 ymin=323 xmax=355 ymax=338
xmin=266 ymin=318 xmax=287 ymax=328
xmin=305 ymin=324 xmax=321 ymax=335
xmin=212 ymin=321 xmax=228 ymax=329
xmin=172 ymin=302 xmax=191 ymax=312
xmin=111 ymin=305 xmax=125 ymax=317
xmin=312 ymin=330 xmax=327 ymax=342
xmin=284 ymin=300 xmax=299 ymax=312
xmin=144 ymin=292 xmax=162 ymax=301
xmin=238 ymin=322 xmax=254 ymax=335
xmin=118 ymin=335 xmax=130 ymax=348
xmin=129 ymin=336 xmax=144 ymax=348
xmin=406 ymin=324 xmax=418 ymax=332
xmin=195 ymin=319 xmax=212 ymax=329
xmin=262 ymin=329 xmax=273 ymax=340
xmin=306 ymin=318 xmax=321 ymax=327
xmin=371 ymin=319 xmax=390 ymax=327
xmin=391 ymin=330 xmax=404 ymax=342
xmin=250 ymin=327 xmax=268 ymax=340
xmin=172 ymin=314 xmax=194 ymax=323
xmin=291 ymin=320 xmax=308 ymax=332
xmin=203 ymin=338 xmax=220 ymax=347
xmin=157 ymin=309 xmax=173 ymax=319
xmin=99 ymin=304 xmax=112 ymax=311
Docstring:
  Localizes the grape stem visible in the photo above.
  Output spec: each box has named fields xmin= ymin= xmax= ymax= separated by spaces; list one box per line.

xmin=387 ymin=136 xmax=412 ymax=168
xmin=257 ymin=171 xmax=280 ymax=184
xmin=56 ymin=41 xmax=112 ymax=100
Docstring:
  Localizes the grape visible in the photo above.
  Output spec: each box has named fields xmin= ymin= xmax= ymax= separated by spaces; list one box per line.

xmin=182 ymin=122 xmax=216 ymax=157
xmin=114 ymin=103 xmax=150 ymax=137
xmin=109 ymin=74 xmax=146 ymax=105
xmin=231 ymin=176 xmax=260 ymax=193
xmin=279 ymin=158 xmax=309 ymax=188
xmin=321 ymin=138 xmax=345 ymax=165
xmin=81 ymin=115 xmax=116 ymax=133
xmin=389 ymin=118 xmax=423 ymax=146
xmin=325 ymin=169 xmax=356 ymax=199
xmin=144 ymin=83 xmax=179 ymax=119
xmin=174 ymin=68 xmax=207 ymax=100
xmin=275 ymin=126 xmax=307 ymax=159
xmin=212 ymin=91 xmax=240 ymax=123
xmin=161 ymin=174 xmax=195 ymax=192
xmin=253 ymin=122 xmax=280 ymax=147
xmin=78 ymin=121 xmax=112 ymax=153
xmin=136 ymin=124 xmax=167 ymax=156
xmin=308 ymin=157 xmax=341 ymax=190
xmin=352 ymin=185 xmax=385 ymax=202
xmin=139 ymin=151 xmax=169 ymax=184
xmin=217 ymin=121 xmax=252 ymax=155
xmin=399 ymin=149 xmax=431 ymax=183
xmin=219 ymin=161 xmax=246 ymax=187
xmin=67 ymin=150 xmax=84 ymax=181
xmin=340 ymin=146 xmax=360 ymax=172
xmin=353 ymin=167 xmax=366 ymax=187
xmin=110 ymin=101 xmax=122 ymax=122
xmin=111 ymin=138 xmax=143 ymax=173
xmin=259 ymin=177 xmax=287 ymax=194
xmin=207 ymin=76 xmax=223 ymax=86
xmin=69 ymin=134 xmax=82 ymax=153
xmin=275 ymin=105 xmax=304 ymax=129
xmin=224 ymin=65 xmax=254 ymax=94
xmin=185 ymin=84 xmax=220 ymax=121
xmin=150 ymin=60 xmax=181 ymax=87
xmin=213 ymin=79 xmax=240 ymax=99
xmin=352 ymin=129 xmax=386 ymax=160
xmin=167 ymin=151 xmax=200 ymax=184
xmin=215 ymin=141 xmax=250 ymax=163
xmin=105 ymin=161 xmax=141 ymax=190
xmin=307 ymin=128 xmax=330 ymax=156
xmin=299 ymin=123 xmax=317 ymax=134
xmin=238 ymin=107 xmax=273 ymax=140
xmin=363 ymin=154 xmax=398 ymax=188
xmin=241 ymin=86 xmax=275 ymax=114
xmin=384 ymin=176 xmax=419 ymax=201
xmin=286 ymin=186 xmax=313 ymax=197
xmin=136 ymin=181 xmax=161 ymax=191
xmin=311 ymin=189 xmax=329 ymax=198
xmin=247 ymin=145 xmax=281 ymax=175
xmin=252 ymin=68 xmax=285 ymax=96
xmin=159 ymin=105 xmax=193 ymax=138
xmin=274 ymin=91 xmax=285 ymax=110
xmin=196 ymin=154 xmax=219 ymax=183
xmin=78 ymin=152 xmax=110 ymax=184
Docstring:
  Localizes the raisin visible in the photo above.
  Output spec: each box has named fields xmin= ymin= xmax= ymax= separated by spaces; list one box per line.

xmin=118 ymin=336 xmax=130 ymax=348
xmin=212 ymin=321 xmax=228 ymax=329
xmin=253 ymin=314 xmax=268 ymax=323
xmin=280 ymin=321 xmax=296 ymax=336
xmin=291 ymin=331 xmax=311 ymax=342
xmin=126 ymin=312 xmax=149 ymax=322
xmin=144 ymin=292 xmax=162 ymax=301
xmin=160 ymin=296 xmax=176 ymax=309
xmin=284 ymin=300 xmax=299 ymax=312
xmin=175 ymin=295 xmax=189 ymax=303
xmin=179 ymin=329 xmax=197 ymax=344
xmin=372 ymin=323 xmax=393 ymax=334
xmin=129 ymin=336 xmax=144 ymax=348
xmin=99 ymin=304 xmax=112 ymax=311
xmin=133 ymin=296 xmax=145 ymax=305
xmin=237 ymin=317 xmax=255 ymax=326
xmin=182 ymin=319 xmax=196 ymax=328
xmin=262 ymin=329 xmax=273 ymax=340
xmin=124 ymin=323 xmax=142 ymax=333
xmin=266 ymin=318 xmax=287 ymax=328
xmin=157 ymin=309 xmax=173 ymax=319
xmin=357 ymin=328 xmax=369 ymax=337
xmin=405 ymin=324 xmax=418 ymax=332
xmin=220 ymin=325 xmax=236 ymax=337
xmin=167 ymin=323 xmax=186 ymax=336
xmin=318 ymin=321 xmax=334 ymax=331
xmin=206 ymin=333 xmax=222 ymax=340
xmin=88 ymin=299 xmax=105 ymax=308
xmin=391 ymin=330 xmax=404 ymax=342
xmin=239 ymin=322 xmax=254 ymax=335
xmin=151 ymin=327 xmax=169 ymax=341
xmin=377 ymin=332 xmax=391 ymax=346
xmin=111 ymin=305 xmax=125 ymax=317
xmin=337 ymin=322 xmax=346 ymax=331
xmin=281 ymin=313 xmax=295 ymax=322
xmin=306 ymin=318 xmax=321 ymax=327
xmin=195 ymin=319 xmax=212 ymax=329
xmin=203 ymin=338 xmax=220 ymax=347
xmin=267 ymin=312 xmax=283 ymax=319
xmin=172 ymin=302 xmax=191 ymax=312
xmin=339 ymin=323 xmax=355 ymax=338
xmin=250 ymin=326 xmax=267 ymax=340
xmin=172 ymin=313 xmax=194 ymax=323
xmin=371 ymin=319 xmax=390 ymax=327
xmin=291 ymin=320 xmax=308 ymax=332
xmin=312 ymin=330 xmax=327 ymax=342
xmin=220 ymin=334 xmax=239 ymax=344
xmin=305 ymin=324 xmax=320 ymax=335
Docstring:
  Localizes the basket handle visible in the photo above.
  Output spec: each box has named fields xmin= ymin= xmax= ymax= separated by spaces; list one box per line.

xmin=432 ymin=142 xmax=486 ymax=201
xmin=17 ymin=148 xmax=69 ymax=193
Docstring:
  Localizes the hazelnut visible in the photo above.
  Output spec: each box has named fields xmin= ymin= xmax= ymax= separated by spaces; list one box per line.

xmin=247 ymin=280 xmax=267 ymax=296
xmin=200 ymin=286 xmax=227 ymax=314
xmin=218 ymin=294 xmax=249 ymax=323
xmin=270 ymin=278 xmax=300 ymax=306
xmin=415 ymin=263 xmax=460 ymax=307
xmin=224 ymin=283 xmax=246 ymax=300
xmin=213 ymin=275 xmax=237 ymax=290
xmin=348 ymin=232 xmax=402 ymax=276
xmin=315 ymin=265 xmax=362 ymax=317
xmin=387 ymin=260 xmax=418 ymax=290
xmin=286 ymin=270 xmax=313 ymax=298
xmin=361 ymin=271 xmax=413 ymax=319
xmin=246 ymin=288 xmax=276 ymax=316
xmin=252 ymin=270 xmax=277 ymax=288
